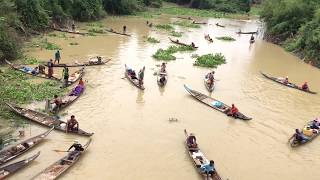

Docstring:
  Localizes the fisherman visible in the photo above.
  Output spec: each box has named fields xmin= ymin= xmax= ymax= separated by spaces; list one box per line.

xmin=31 ymin=67 xmax=39 ymax=76
xmin=71 ymin=23 xmax=76 ymax=32
xmin=160 ymin=62 xmax=166 ymax=73
xmin=69 ymin=82 xmax=85 ymax=96
xmin=51 ymin=95 xmax=63 ymax=112
xmin=146 ymin=21 xmax=149 ymax=25
xmin=207 ymin=71 xmax=215 ymax=88
xmin=54 ymin=50 xmax=61 ymax=64
xmin=310 ymin=120 xmax=320 ymax=130
xmin=201 ymin=160 xmax=215 ymax=177
xmin=47 ymin=59 xmax=54 ymax=78
xmin=159 ymin=75 xmax=166 ymax=85
xmin=138 ymin=67 xmax=145 ymax=87
xmin=38 ymin=64 xmax=45 ymax=74
xmin=149 ymin=23 xmax=153 ymax=27
xmin=191 ymin=42 xmax=196 ymax=48
xmin=250 ymin=34 xmax=255 ymax=42
xmin=66 ymin=115 xmax=79 ymax=132
xmin=62 ymin=66 xmax=69 ymax=87
xmin=227 ymin=104 xmax=239 ymax=117
xmin=283 ymin=76 xmax=289 ymax=84
xmin=123 ymin=25 xmax=127 ymax=34
xmin=291 ymin=129 xmax=308 ymax=143
xmin=302 ymin=82 xmax=309 ymax=91
xmin=78 ymin=78 xmax=84 ymax=86
xmin=187 ymin=133 xmax=197 ymax=148
xmin=66 ymin=140 xmax=84 ymax=161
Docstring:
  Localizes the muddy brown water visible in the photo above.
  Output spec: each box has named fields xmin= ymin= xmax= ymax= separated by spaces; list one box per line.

xmin=6 ymin=15 xmax=320 ymax=180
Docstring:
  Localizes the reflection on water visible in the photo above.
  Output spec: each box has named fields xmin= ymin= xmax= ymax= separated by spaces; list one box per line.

xmin=10 ymin=15 xmax=320 ymax=180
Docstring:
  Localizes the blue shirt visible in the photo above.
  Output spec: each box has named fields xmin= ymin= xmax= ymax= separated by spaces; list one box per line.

xmin=201 ymin=164 xmax=214 ymax=173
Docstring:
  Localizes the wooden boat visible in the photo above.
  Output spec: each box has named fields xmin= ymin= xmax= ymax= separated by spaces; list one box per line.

xmin=261 ymin=72 xmax=317 ymax=94
xmin=44 ymin=58 xmax=111 ymax=67
xmin=184 ymin=85 xmax=252 ymax=120
xmin=52 ymin=27 xmax=87 ymax=35
xmin=157 ymin=71 xmax=168 ymax=87
xmin=32 ymin=139 xmax=91 ymax=180
xmin=6 ymin=103 xmax=94 ymax=137
xmin=124 ymin=65 xmax=145 ymax=90
xmin=47 ymin=85 xmax=85 ymax=113
xmin=105 ymin=29 xmax=131 ymax=36
xmin=184 ymin=129 xmax=222 ymax=180
xmin=5 ymin=60 xmax=61 ymax=81
xmin=0 ymin=152 xmax=40 ymax=180
xmin=236 ymin=31 xmax=258 ymax=35
xmin=204 ymin=35 xmax=213 ymax=43
xmin=177 ymin=17 xmax=193 ymax=21
xmin=215 ymin=23 xmax=225 ymax=28
xmin=289 ymin=119 xmax=320 ymax=147
xmin=63 ymin=67 xmax=85 ymax=88
xmin=204 ymin=74 xmax=214 ymax=92
xmin=168 ymin=38 xmax=198 ymax=49
xmin=0 ymin=128 xmax=52 ymax=166
xmin=193 ymin=21 xmax=207 ymax=25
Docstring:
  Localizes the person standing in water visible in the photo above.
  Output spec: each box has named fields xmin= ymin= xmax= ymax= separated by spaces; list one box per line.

xmin=72 ymin=23 xmax=76 ymax=32
xmin=123 ymin=25 xmax=127 ymax=34
xmin=54 ymin=50 xmax=61 ymax=64
xmin=62 ymin=66 xmax=69 ymax=87
xmin=47 ymin=59 xmax=54 ymax=78
xmin=138 ymin=66 xmax=145 ymax=87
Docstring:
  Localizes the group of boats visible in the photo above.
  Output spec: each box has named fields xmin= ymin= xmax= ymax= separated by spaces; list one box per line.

xmin=0 ymin=57 xmax=113 ymax=179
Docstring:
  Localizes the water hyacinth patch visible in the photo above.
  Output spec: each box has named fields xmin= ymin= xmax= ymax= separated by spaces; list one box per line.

xmin=146 ymin=37 xmax=160 ymax=43
xmin=153 ymin=45 xmax=196 ymax=61
xmin=216 ymin=36 xmax=236 ymax=41
xmin=194 ymin=53 xmax=226 ymax=68
xmin=155 ymin=24 xmax=174 ymax=31
xmin=172 ymin=21 xmax=200 ymax=28
xmin=170 ymin=31 xmax=183 ymax=37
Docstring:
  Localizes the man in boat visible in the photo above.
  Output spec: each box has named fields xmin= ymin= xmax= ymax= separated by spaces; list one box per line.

xmin=159 ymin=75 xmax=166 ymax=85
xmin=283 ymin=76 xmax=289 ymax=84
xmin=291 ymin=129 xmax=308 ymax=143
xmin=62 ymin=66 xmax=69 ymax=87
xmin=160 ymin=62 xmax=166 ymax=73
xmin=187 ymin=133 xmax=197 ymax=148
xmin=191 ymin=42 xmax=196 ymax=48
xmin=138 ymin=67 xmax=145 ymax=86
xmin=302 ymin=126 xmax=316 ymax=137
xmin=66 ymin=115 xmax=79 ymax=132
xmin=51 ymin=95 xmax=63 ymax=112
xmin=302 ymin=82 xmax=309 ymax=91
xmin=250 ymin=34 xmax=255 ymax=42
xmin=38 ymin=64 xmax=45 ymax=74
xmin=31 ymin=67 xmax=39 ymax=76
xmin=69 ymin=82 xmax=85 ymax=96
xmin=206 ymin=71 xmax=215 ymax=88
xmin=226 ymin=104 xmax=239 ymax=117
xmin=200 ymin=160 xmax=215 ymax=177
xmin=72 ymin=23 xmax=76 ymax=32
xmin=78 ymin=78 xmax=84 ymax=86
xmin=54 ymin=50 xmax=61 ymax=64
xmin=149 ymin=23 xmax=153 ymax=27
xmin=310 ymin=120 xmax=320 ymax=130
xmin=47 ymin=59 xmax=54 ymax=78
xmin=123 ymin=25 xmax=127 ymax=34
xmin=66 ymin=140 xmax=84 ymax=161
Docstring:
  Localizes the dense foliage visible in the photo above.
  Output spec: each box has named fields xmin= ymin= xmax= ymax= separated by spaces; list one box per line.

xmin=261 ymin=0 xmax=320 ymax=66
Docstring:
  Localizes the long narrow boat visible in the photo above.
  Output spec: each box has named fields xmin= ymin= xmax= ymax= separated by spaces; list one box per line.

xmin=52 ymin=28 xmax=87 ymax=35
xmin=289 ymin=119 xmax=320 ymax=147
xmin=124 ymin=65 xmax=145 ymax=90
xmin=32 ymin=139 xmax=91 ymax=180
xmin=184 ymin=129 xmax=222 ymax=180
xmin=44 ymin=58 xmax=111 ymax=68
xmin=47 ymin=85 xmax=85 ymax=113
xmin=5 ymin=60 xmax=61 ymax=81
xmin=157 ymin=71 xmax=168 ymax=87
xmin=236 ymin=31 xmax=258 ymax=35
xmin=168 ymin=38 xmax=198 ymax=49
xmin=6 ymin=103 xmax=93 ymax=137
xmin=193 ymin=21 xmax=207 ymax=25
xmin=261 ymin=72 xmax=317 ymax=94
xmin=0 ymin=128 xmax=52 ymax=166
xmin=0 ymin=152 xmax=40 ymax=180
xmin=184 ymin=85 xmax=252 ymax=120
xmin=105 ymin=29 xmax=131 ymax=37
xmin=63 ymin=67 xmax=85 ymax=88
xmin=215 ymin=23 xmax=225 ymax=28
xmin=204 ymin=74 xmax=214 ymax=92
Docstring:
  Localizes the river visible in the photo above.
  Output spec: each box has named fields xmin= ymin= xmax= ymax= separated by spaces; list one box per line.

xmin=9 ymin=15 xmax=320 ymax=180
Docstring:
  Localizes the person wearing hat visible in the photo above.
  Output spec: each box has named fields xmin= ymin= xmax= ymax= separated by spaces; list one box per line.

xmin=66 ymin=115 xmax=79 ymax=132
xmin=283 ymin=76 xmax=289 ymax=85
xmin=68 ymin=140 xmax=84 ymax=152
xmin=187 ymin=133 xmax=197 ymax=148
xmin=301 ymin=82 xmax=309 ymax=91
xmin=201 ymin=160 xmax=215 ymax=178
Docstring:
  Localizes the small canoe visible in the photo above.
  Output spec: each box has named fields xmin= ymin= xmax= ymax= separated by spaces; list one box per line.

xmin=32 ymin=139 xmax=91 ymax=180
xmin=236 ymin=31 xmax=258 ymax=35
xmin=5 ymin=60 xmax=61 ymax=81
xmin=47 ymin=85 xmax=85 ymax=113
xmin=105 ymin=29 xmax=131 ymax=36
xmin=184 ymin=85 xmax=252 ymax=120
xmin=157 ymin=71 xmax=168 ymax=87
xmin=168 ymin=38 xmax=198 ymax=49
xmin=124 ymin=65 xmax=145 ymax=90
xmin=0 ymin=152 xmax=40 ymax=180
xmin=193 ymin=21 xmax=207 ymax=25
xmin=44 ymin=58 xmax=111 ymax=67
xmin=184 ymin=129 xmax=222 ymax=180
xmin=261 ymin=72 xmax=317 ymax=94
xmin=215 ymin=23 xmax=225 ymax=28
xmin=0 ymin=128 xmax=52 ymax=166
xmin=63 ymin=67 xmax=85 ymax=88
xmin=6 ymin=103 xmax=93 ymax=137
xmin=52 ymin=28 xmax=87 ymax=35
xmin=204 ymin=75 xmax=214 ymax=92
xmin=289 ymin=120 xmax=320 ymax=147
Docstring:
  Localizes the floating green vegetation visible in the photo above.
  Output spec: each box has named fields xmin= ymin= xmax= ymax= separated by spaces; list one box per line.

xmin=170 ymin=31 xmax=183 ymax=37
xmin=160 ymin=7 xmax=226 ymax=18
xmin=69 ymin=42 xmax=79 ymax=46
xmin=88 ymin=28 xmax=105 ymax=34
xmin=0 ymin=69 xmax=64 ymax=123
xmin=194 ymin=53 xmax=226 ymax=68
xmin=216 ymin=36 xmax=236 ymax=41
xmin=22 ymin=57 xmax=41 ymax=65
xmin=172 ymin=21 xmax=200 ymax=28
xmin=155 ymin=24 xmax=174 ymax=31
xmin=87 ymin=32 xmax=97 ymax=36
xmin=86 ymin=22 xmax=104 ymax=28
xmin=146 ymin=37 xmax=160 ymax=43
xmin=153 ymin=45 xmax=195 ymax=61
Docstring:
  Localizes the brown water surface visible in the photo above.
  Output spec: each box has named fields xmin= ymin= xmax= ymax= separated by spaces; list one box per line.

xmin=9 ymin=16 xmax=320 ymax=180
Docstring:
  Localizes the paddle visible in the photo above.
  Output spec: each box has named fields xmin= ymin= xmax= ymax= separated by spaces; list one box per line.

xmin=53 ymin=150 xmax=69 ymax=153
